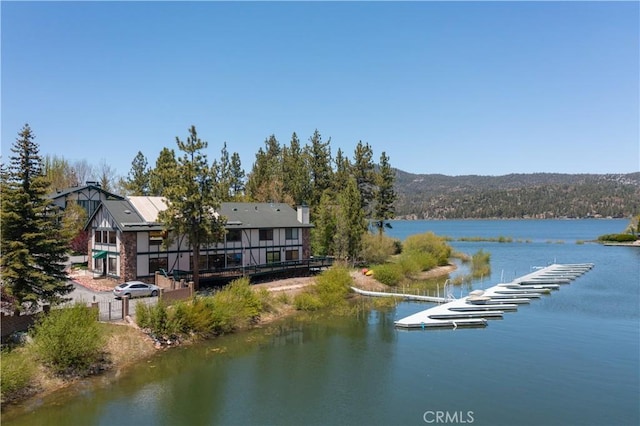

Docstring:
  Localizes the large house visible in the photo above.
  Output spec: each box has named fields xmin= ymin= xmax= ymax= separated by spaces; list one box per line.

xmin=84 ymin=196 xmax=313 ymax=283
xmin=49 ymin=181 xmax=124 ymax=218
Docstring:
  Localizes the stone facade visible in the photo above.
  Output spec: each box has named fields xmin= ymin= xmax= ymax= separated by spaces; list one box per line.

xmin=120 ymin=232 xmax=138 ymax=282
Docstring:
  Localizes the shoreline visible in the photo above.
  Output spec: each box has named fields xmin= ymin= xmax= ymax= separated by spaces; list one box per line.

xmin=3 ymin=264 xmax=456 ymax=410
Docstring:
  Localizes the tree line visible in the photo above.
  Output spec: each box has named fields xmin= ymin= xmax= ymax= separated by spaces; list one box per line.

xmin=393 ymin=170 xmax=640 ymax=219
xmin=2 ymin=124 xmax=397 ymax=307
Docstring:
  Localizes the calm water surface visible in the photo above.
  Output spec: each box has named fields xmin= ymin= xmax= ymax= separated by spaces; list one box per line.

xmin=3 ymin=219 xmax=639 ymax=426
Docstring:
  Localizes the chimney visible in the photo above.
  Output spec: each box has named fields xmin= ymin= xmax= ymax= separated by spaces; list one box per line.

xmin=297 ymin=205 xmax=309 ymax=225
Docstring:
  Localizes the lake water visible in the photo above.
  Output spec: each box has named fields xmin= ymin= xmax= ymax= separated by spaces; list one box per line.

xmin=3 ymin=219 xmax=639 ymax=426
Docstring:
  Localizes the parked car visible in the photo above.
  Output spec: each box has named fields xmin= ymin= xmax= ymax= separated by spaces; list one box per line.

xmin=113 ymin=281 xmax=160 ymax=299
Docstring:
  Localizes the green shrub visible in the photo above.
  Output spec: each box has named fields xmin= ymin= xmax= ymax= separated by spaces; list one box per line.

xmin=293 ymin=292 xmax=323 ymax=311
xmin=136 ymin=301 xmax=180 ymax=337
xmin=256 ymin=288 xmax=274 ymax=313
xmin=31 ymin=304 xmax=104 ymax=375
xmin=292 ymin=266 xmax=352 ymax=311
xmin=1 ymin=348 xmax=36 ymax=401
xmin=397 ymin=254 xmax=421 ymax=277
xmin=210 ymin=277 xmax=263 ymax=333
xmin=470 ymin=249 xmax=491 ymax=278
xmin=403 ymin=232 xmax=452 ymax=265
xmin=372 ymin=263 xmax=404 ymax=286
xmin=399 ymin=251 xmax=437 ymax=274
xmin=172 ymin=296 xmax=217 ymax=334
xmin=360 ymin=233 xmax=399 ymax=264
xmin=598 ymin=233 xmax=637 ymax=243
xmin=315 ymin=266 xmax=351 ymax=306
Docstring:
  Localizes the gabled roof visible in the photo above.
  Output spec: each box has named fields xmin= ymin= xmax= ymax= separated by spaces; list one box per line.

xmin=86 ymin=197 xmax=312 ymax=232
xmin=100 ymin=199 xmax=164 ymax=232
xmin=48 ymin=182 xmax=124 ymax=201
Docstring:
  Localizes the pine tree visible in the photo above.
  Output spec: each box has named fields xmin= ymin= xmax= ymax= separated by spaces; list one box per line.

xmin=334 ymin=177 xmax=366 ymax=262
xmin=373 ymin=151 xmax=397 ymax=235
xmin=352 ymin=140 xmax=376 ymax=214
xmin=157 ymin=126 xmax=226 ymax=290
xmin=229 ymin=152 xmax=245 ymax=200
xmin=215 ymin=142 xmax=232 ymax=201
xmin=311 ymin=191 xmax=337 ymax=256
xmin=246 ymin=135 xmax=286 ymax=202
xmin=282 ymin=132 xmax=311 ymax=206
xmin=149 ymin=147 xmax=178 ymax=196
xmin=306 ymin=129 xmax=333 ymax=209
xmin=123 ymin=151 xmax=150 ymax=195
xmin=1 ymin=124 xmax=72 ymax=311
xmin=333 ymin=148 xmax=351 ymax=193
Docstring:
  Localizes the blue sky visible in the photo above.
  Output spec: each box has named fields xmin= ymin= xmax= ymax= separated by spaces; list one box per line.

xmin=2 ymin=1 xmax=638 ymax=178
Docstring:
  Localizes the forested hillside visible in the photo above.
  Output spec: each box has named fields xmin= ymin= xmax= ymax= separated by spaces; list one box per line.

xmin=393 ymin=171 xmax=640 ymax=219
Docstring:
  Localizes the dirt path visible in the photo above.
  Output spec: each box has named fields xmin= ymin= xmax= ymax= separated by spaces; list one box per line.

xmin=251 ymin=263 xmax=457 ymax=297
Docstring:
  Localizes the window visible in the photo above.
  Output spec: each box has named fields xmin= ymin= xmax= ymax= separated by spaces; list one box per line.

xmin=285 ymin=228 xmax=299 ymax=240
xmin=108 ymin=257 xmax=117 ymax=275
xmin=266 ymin=251 xmax=280 ymax=264
xmin=209 ymin=254 xmax=226 ymax=269
xmin=285 ymin=250 xmax=299 ymax=261
xmin=149 ymin=231 xmax=163 ymax=246
xmin=227 ymin=229 xmax=241 ymax=242
xmin=228 ymin=253 xmax=242 ymax=267
xmin=108 ymin=231 xmax=117 ymax=245
xmin=95 ymin=230 xmax=103 ymax=243
xmin=189 ymin=255 xmax=208 ymax=271
xmin=149 ymin=257 xmax=168 ymax=273
xmin=259 ymin=229 xmax=273 ymax=241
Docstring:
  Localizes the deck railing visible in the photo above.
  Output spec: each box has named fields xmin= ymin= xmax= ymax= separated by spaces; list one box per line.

xmin=172 ymin=257 xmax=334 ymax=283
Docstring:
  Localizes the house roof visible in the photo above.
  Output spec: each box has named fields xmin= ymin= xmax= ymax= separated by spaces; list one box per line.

xmin=86 ymin=197 xmax=312 ymax=232
xmin=48 ymin=182 xmax=124 ymax=201
xmin=220 ymin=202 xmax=312 ymax=229
xmin=102 ymin=199 xmax=164 ymax=232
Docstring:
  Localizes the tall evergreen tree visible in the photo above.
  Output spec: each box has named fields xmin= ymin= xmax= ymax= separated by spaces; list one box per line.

xmin=123 ymin=151 xmax=150 ymax=195
xmin=215 ymin=142 xmax=232 ymax=201
xmin=373 ymin=151 xmax=397 ymax=235
xmin=246 ymin=135 xmax=285 ymax=202
xmin=282 ymin=132 xmax=311 ymax=206
xmin=311 ymin=190 xmax=337 ymax=256
xmin=352 ymin=140 xmax=376 ymax=214
xmin=157 ymin=126 xmax=226 ymax=290
xmin=0 ymin=124 xmax=72 ymax=311
xmin=149 ymin=147 xmax=178 ymax=196
xmin=333 ymin=148 xmax=351 ymax=193
xmin=306 ymin=129 xmax=333 ymax=209
xmin=229 ymin=152 xmax=245 ymax=200
xmin=334 ymin=176 xmax=366 ymax=262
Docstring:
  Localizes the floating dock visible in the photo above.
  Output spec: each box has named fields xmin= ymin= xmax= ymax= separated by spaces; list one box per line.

xmin=393 ymin=263 xmax=593 ymax=330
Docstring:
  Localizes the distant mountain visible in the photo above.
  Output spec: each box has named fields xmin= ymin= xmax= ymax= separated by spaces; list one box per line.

xmin=393 ymin=171 xmax=640 ymax=219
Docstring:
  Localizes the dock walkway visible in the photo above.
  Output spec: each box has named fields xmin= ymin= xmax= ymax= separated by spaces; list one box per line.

xmin=392 ymin=263 xmax=593 ymax=330
xmin=350 ymin=287 xmax=452 ymax=303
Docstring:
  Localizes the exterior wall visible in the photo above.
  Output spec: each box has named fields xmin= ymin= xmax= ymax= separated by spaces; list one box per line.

xmin=88 ymin=204 xmax=312 ymax=281
xmin=88 ymin=208 xmax=120 ymax=277
xmin=53 ymin=186 xmax=112 ymax=218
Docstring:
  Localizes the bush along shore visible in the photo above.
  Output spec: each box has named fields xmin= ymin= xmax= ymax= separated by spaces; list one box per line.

xmin=1 ymin=233 xmax=469 ymax=407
